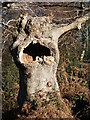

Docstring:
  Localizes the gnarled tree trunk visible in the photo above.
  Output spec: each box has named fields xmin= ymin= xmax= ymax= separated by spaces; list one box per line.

xmin=10 ymin=11 xmax=89 ymax=118
xmin=11 ymin=14 xmax=60 ymax=106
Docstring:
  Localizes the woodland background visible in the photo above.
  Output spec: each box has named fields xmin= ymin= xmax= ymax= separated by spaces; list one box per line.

xmin=1 ymin=2 xmax=90 ymax=119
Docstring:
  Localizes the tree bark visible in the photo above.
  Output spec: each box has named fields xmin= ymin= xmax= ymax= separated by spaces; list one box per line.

xmin=11 ymin=15 xmax=60 ymax=106
xmin=52 ymin=12 xmax=90 ymax=40
xmin=10 ymin=12 xmax=90 ymax=107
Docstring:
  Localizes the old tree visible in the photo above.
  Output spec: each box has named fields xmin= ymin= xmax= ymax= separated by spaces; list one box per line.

xmin=2 ymin=2 xmax=90 ymax=119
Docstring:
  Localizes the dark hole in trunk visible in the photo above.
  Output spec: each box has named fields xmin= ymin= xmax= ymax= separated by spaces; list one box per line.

xmin=23 ymin=42 xmax=51 ymax=60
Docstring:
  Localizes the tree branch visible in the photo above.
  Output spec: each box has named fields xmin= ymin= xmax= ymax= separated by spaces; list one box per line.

xmin=52 ymin=13 xmax=90 ymax=40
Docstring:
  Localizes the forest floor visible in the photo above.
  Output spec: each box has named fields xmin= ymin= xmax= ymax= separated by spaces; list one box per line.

xmin=2 ymin=62 xmax=90 ymax=120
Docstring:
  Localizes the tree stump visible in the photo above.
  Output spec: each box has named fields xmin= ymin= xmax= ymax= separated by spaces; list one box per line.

xmin=11 ymin=14 xmax=60 ymax=106
xmin=10 ymin=11 xmax=89 ymax=118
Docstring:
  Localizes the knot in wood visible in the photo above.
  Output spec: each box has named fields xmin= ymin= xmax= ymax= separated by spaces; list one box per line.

xmin=47 ymin=82 xmax=52 ymax=87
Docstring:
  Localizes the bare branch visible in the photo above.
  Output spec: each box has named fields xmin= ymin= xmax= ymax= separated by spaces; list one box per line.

xmin=52 ymin=13 xmax=90 ymax=40
xmin=2 ymin=19 xmax=18 ymax=26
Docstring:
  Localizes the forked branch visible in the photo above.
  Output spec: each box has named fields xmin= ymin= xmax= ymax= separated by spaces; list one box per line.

xmin=52 ymin=13 xmax=90 ymax=40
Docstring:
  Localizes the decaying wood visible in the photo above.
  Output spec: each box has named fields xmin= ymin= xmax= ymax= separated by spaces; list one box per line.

xmin=11 ymin=14 xmax=60 ymax=106
xmin=10 ymin=12 xmax=90 ymax=108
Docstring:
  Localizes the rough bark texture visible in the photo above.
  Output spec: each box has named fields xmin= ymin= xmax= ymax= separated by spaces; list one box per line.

xmin=11 ymin=14 xmax=60 ymax=106
xmin=10 ymin=11 xmax=90 ymax=107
